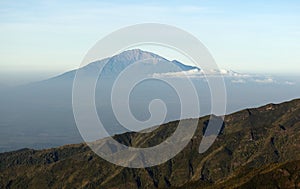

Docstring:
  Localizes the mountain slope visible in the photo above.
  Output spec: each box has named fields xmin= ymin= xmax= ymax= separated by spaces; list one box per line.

xmin=46 ymin=49 xmax=199 ymax=82
xmin=179 ymin=160 xmax=300 ymax=189
xmin=0 ymin=99 xmax=300 ymax=189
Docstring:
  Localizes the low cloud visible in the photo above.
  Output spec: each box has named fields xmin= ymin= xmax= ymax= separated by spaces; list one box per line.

xmin=153 ymin=69 xmax=202 ymax=78
xmin=153 ymin=70 xmax=297 ymax=86
xmin=153 ymin=69 xmax=249 ymax=79
xmin=231 ymin=79 xmax=246 ymax=83
xmin=253 ymin=78 xmax=275 ymax=84
xmin=284 ymin=81 xmax=296 ymax=85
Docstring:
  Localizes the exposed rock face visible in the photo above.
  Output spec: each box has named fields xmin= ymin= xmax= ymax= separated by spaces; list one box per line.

xmin=0 ymin=99 xmax=300 ymax=189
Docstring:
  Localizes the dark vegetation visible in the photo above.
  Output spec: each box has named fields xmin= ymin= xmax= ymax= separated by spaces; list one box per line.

xmin=0 ymin=99 xmax=300 ymax=189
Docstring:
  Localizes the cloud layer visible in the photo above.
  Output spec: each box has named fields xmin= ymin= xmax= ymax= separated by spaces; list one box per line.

xmin=152 ymin=69 xmax=297 ymax=85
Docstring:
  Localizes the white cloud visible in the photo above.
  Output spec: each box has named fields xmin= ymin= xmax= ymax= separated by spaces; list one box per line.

xmin=153 ymin=69 xmax=249 ymax=79
xmin=153 ymin=70 xmax=297 ymax=87
xmin=253 ymin=78 xmax=275 ymax=84
xmin=284 ymin=81 xmax=296 ymax=85
xmin=153 ymin=69 xmax=202 ymax=78
xmin=231 ymin=79 xmax=246 ymax=83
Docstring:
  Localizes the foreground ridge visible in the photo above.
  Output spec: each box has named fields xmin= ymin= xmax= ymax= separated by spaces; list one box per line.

xmin=0 ymin=99 xmax=300 ymax=189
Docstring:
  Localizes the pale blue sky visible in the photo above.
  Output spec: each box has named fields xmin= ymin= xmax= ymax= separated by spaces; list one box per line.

xmin=0 ymin=0 xmax=300 ymax=83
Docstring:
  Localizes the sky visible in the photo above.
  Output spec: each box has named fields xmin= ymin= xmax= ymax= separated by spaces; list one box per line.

xmin=0 ymin=0 xmax=300 ymax=84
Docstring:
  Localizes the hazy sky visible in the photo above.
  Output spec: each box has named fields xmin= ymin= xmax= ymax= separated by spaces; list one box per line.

xmin=0 ymin=0 xmax=300 ymax=83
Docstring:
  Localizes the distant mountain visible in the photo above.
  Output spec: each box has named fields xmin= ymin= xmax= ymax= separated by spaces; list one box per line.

xmin=0 ymin=49 xmax=299 ymax=153
xmin=0 ymin=49 xmax=202 ymax=153
xmin=1 ymin=99 xmax=299 ymax=189
xmin=47 ymin=49 xmax=200 ymax=82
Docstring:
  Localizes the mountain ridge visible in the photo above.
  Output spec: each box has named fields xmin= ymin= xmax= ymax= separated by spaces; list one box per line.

xmin=1 ymin=98 xmax=300 ymax=189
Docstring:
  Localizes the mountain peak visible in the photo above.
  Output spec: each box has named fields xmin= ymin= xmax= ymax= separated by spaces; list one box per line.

xmin=72 ymin=49 xmax=200 ymax=78
xmin=112 ymin=49 xmax=166 ymax=62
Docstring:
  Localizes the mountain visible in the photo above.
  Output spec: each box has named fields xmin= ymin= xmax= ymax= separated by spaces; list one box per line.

xmin=0 ymin=49 xmax=202 ymax=152
xmin=1 ymin=49 xmax=299 ymax=153
xmin=47 ymin=49 xmax=199 ymax=82
xmin=0 ymin=99 xmax=299 ymax=189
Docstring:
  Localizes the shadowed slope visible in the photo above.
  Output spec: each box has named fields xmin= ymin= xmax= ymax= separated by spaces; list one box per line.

xmin=0 ymin=99 xmax=299 ymax=189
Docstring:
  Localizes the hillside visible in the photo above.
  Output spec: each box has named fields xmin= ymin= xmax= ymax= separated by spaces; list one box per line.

xmin=0 ymin=99 xmax=300 ymax=189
